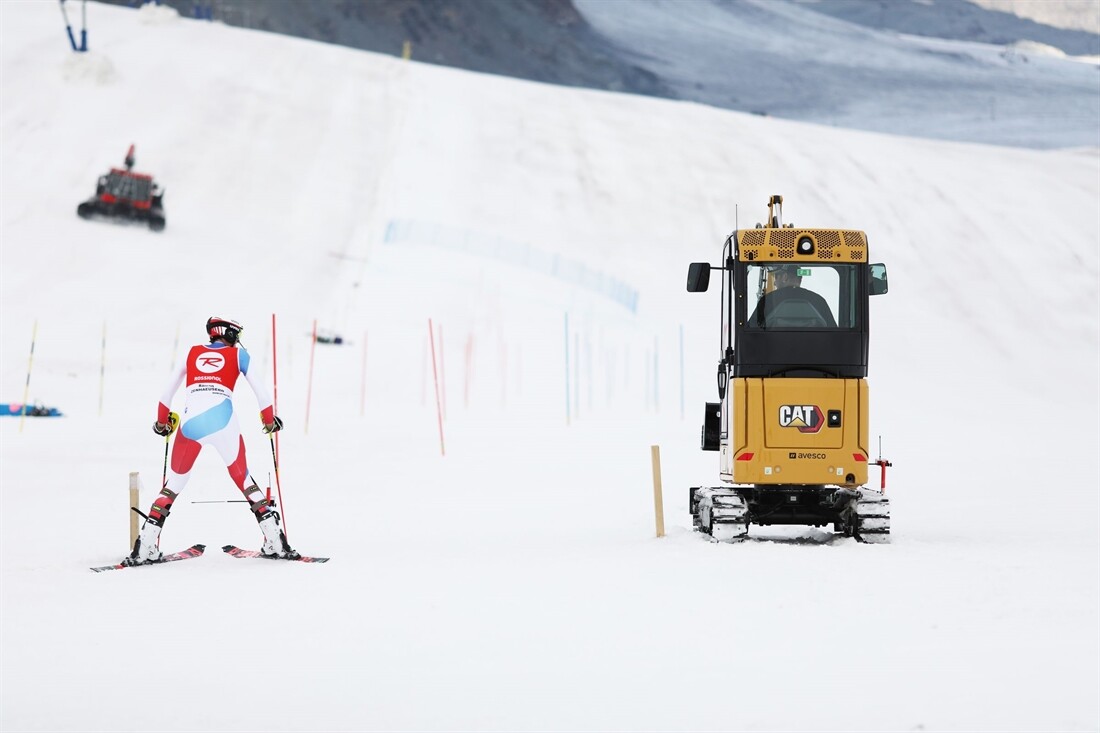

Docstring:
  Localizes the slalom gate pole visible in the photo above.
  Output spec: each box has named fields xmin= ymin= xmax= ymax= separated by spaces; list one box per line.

xmin=305 ymin=318 xmax=317 ymax=434
xmin=19 ymin=320 xmax=38 ymax=433
xmin=428 ymin=318 xmax=445 ymax=456
xmin=437 ymin=322 xmax=446 ymax=421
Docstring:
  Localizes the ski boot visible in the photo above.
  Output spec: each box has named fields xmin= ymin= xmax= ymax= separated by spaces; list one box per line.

xmin=122 ymin=517 xmax=165 ymax=566
xmin=245 ymin=482 xmax=300 ymax=560
xmin=257 ymin=512 xmax=300 ymax=560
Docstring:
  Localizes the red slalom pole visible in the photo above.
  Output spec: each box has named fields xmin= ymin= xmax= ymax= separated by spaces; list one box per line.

xmin=428 ymin=318 xmax=445 ymax=456
xmin=438 ymin=322 xmax=446 ymax=421
xmin=305 ymin=318 xmax=317 ymax=434
xmin=271 ymin=314 xmax=288 ymax=539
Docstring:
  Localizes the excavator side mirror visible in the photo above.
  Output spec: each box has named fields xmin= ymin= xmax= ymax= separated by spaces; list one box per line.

xmin=869 ymin=263 xmax=889 ymax=296
xmin=687 ymin=262 xmax=711 ymax=292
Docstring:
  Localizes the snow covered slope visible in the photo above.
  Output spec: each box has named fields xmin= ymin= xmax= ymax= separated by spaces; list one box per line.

xmin=2 ymin=2 xmax=1097 ymax=731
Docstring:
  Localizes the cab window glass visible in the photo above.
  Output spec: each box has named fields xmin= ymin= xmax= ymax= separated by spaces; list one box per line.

xmin=746 ymin=264 xmax=858 ymax=329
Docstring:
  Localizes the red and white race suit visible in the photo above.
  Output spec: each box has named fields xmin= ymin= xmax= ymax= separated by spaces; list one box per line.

xmin=150 ymin=341 xmax=275 ymax=521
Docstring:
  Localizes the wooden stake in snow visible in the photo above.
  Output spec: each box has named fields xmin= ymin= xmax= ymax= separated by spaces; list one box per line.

xmin=129 ymin=472 xmax=141 ymax=550
xmin=429 ymin=318 xmax=446 ymax=456
xmin=651 ymin=445 xmax=666 ymax=538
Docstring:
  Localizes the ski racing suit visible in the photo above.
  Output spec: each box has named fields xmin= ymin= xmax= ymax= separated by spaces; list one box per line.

xmin=149 ymin=341 xmax=278 ymax=532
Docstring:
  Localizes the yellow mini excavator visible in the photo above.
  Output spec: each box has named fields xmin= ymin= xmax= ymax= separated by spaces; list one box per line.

xmin=686 ymin=196 xmax=892 ymax=543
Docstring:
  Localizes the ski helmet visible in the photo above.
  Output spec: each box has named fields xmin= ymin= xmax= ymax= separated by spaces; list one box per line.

xmin=206 ymin=316 xmax=243 ymax=345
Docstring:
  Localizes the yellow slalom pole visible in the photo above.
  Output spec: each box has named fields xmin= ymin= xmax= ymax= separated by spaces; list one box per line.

xmin=19 ymin=320 xmax=38 ymax=433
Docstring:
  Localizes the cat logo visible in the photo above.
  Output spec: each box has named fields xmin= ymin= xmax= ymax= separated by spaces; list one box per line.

xmin=778 ymin=404 xmax=823 ymax=433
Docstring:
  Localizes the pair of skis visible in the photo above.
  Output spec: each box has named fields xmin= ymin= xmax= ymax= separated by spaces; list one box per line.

xmin=90 ymin=544 xmax=329 ymax=573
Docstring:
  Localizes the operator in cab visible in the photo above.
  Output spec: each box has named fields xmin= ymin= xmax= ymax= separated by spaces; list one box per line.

xmin=748 ymin=264 xmax=837 ymax=328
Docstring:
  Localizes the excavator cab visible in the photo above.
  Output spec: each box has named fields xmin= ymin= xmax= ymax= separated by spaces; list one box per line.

xmin=686 ymin=196 xmax=891 ymax=543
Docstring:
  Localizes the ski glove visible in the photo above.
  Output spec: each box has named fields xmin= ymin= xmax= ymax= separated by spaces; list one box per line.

xmin=153 ymin=412 xmax=179 ymax=437
xmin=262 ymin=415 xmax=284 ymax=434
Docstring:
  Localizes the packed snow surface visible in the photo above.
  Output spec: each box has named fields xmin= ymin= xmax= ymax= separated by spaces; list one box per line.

xmin=1 ymin=2 xmax=1097 ymax=731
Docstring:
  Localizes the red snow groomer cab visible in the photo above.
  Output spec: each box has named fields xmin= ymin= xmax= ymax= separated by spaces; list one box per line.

xmin=77 ymin=145 xmax=165 ymax=231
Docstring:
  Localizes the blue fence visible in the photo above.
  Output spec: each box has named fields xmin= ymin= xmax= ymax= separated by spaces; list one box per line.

xmin=383 ymin=219 xmax=639 ymax=314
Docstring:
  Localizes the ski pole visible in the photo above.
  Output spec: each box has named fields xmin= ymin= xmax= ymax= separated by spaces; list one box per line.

xmin=269 ymin=433 xmax=287 ymax=540
xmin=269 ymin=313 xmax=288 ymax=539
xmin=161 ymin=437 xmax=170 ymax=488
xmin=161 ymin=412 xmax=179 ymax=489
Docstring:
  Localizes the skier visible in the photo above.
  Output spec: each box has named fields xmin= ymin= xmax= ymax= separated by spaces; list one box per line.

xmin=125 ymin=316 xmax=297 ymax=564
